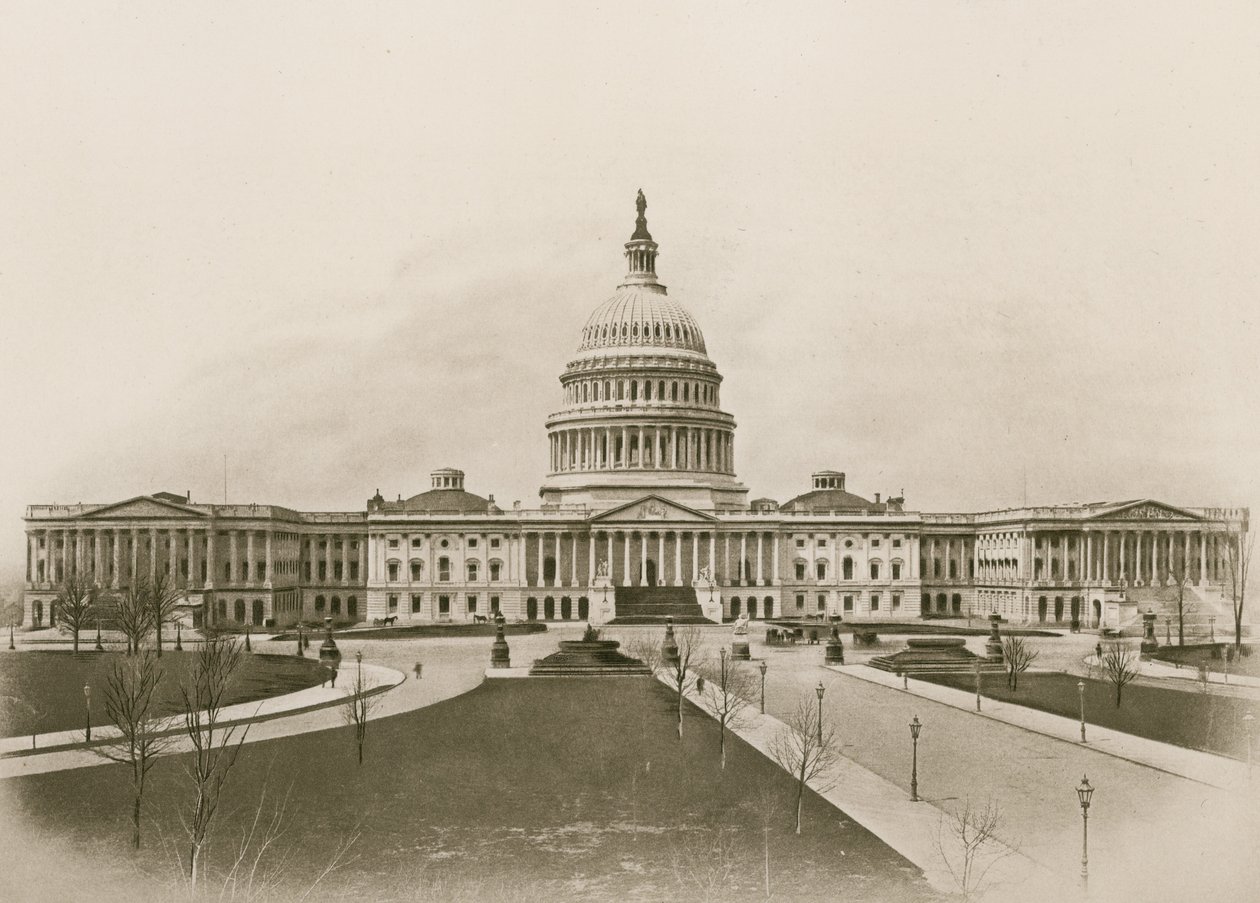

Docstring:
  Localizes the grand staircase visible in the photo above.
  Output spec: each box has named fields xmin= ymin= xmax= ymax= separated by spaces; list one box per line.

xmin=608 ymin=585 xmax=712 ymax=625
xmin=1122 ymin=583 xmax=1246 ymax=638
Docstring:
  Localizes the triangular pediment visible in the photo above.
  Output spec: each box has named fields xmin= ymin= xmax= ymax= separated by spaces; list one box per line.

xmin=1088 ymin=500 xmax=1201 ymax=522
xmin=590 ymin=495 xmax=716 ymax=523
xmin=84 ymin=496 xmax=208 ymax=520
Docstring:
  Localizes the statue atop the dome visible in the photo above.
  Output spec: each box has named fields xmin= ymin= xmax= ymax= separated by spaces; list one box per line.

xmin=631 ymin=189 xmax=652 ymax=241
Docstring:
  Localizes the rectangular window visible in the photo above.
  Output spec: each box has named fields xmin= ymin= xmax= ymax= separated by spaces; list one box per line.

xmin=349 ymin=561 xmax=359 ymax=580
xmin=892 ymin=562 xmax=902 ymax=580
xmin=817 ymin=538 xmax=826 ymax=548
xmin=438 ymin=557 xmax=451 ymax=581
xmin=334 ymin=562 xmax=343 ymax=580
xmin=843 ymin=594 xmax=854 ymax=612
xmin=490 ymin=595 xmax=500 ymax=613
xmin=490 ymin=538 xmax=501 ymax=549
xmin=871 ymin=593 xmax=881 ymax=611
xmin=388 ymin=594 xmax=398 ymax=612
xmin=467 ymin=594 xmax=477 ymax=613
xmin=224 ymin=562 xmax=232 ymax=580
xmin=387 ymin=561 xmax=399 ymax=582
xmin=388 ymin=538 xmax=399 ymax=550
xmin=303 ymin=561 xmax=311 ymax=580
xmin=489 ymin=561 xmax=501 ymax=581
xmin=318 ymin=562 xmax=327 ymax=581
xmin=872 ymin=538 xmax=881 ymax=548
xmin=892 ymin=593 xmax=901 ymax=610
xmin=795 ymin=539 xmax=806 ymax=549
xmin=468 ymin=538 xmax=478 ymax=549
xmin=816 ymin=562 xmax=826 ymax=581
xmin=893 ymin=538 xmax=902 ymax=548
xmin=411 ymin=537 xmax=422 ymax=548
xmin=817 ymin=594 xmax=826 ymax=611
xmin=411 ymin=593 xmax=422 ymax=613
xmin=795 ymin=593 xmax=805 ymax=609
xmin=438 ymin=594 xmax=450 ymax=614
xmin=795 ymin=562 xmax=806 ymax=580
xmin=411 ymin=560 xmax=422 ymax=581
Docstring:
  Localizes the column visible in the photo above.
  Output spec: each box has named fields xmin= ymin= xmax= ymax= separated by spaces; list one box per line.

xmin=571 ymin=533 xmax=578 ymax=587
xmin=266 ymin=531 xmax=274 ymax=586
xmin=772 ymin=534 xmax=780 ymax=584
xmin=674 ymin=533 xmax=683 ymax=586
xmin=709 ymin=533 xmax=716 ymax=580
xmin=656 ymin=532 xmax=664 ymax=584
xmin=1199 ymin=533 xmax=1208 ymax=584
xmin=245 ymin=530 xmax=256 ymax=585
xmin=620 ymin=530 xmax=629 ymax=585
xmin=188 ymin=531 xmax=197 ymax=587
xmin=112 ymin=528 xmax=123 ymax=588
xmin=129 ymin=527 xmax=139 ymax=585
xmin=1184 ymin=532 xmax=1191 ymax=583
xmin=341 ymin=536 xmax=349 ymax=585
xmin=204 ymin=528 xmax=216 ymax=589
xmin=1134 ymin=531 xmax=1143 ymax=583
xmin=588 ymin=533 xmax=596 ymax=585
xmin=91 ymin=530 xmax=102 ymax=581
xmin=149 ymin=528 xmax=159 ymax=581
xmin=692 ymin=532 xmax=699 ymax=583
xmin=724 ymin=534 xmax=731 ymax=583
xmin=756 ymin=533 xmax=764 ymax=585
xmin=1084 ymin=533 xmax=1092 ymax=583
xmin=740 ymin=534 xmax=748 ymax=583
xmin=1119 ymin=532 xmax=1126 ymax=582
xmin=639 ymin=532 xmax=647 ymax=585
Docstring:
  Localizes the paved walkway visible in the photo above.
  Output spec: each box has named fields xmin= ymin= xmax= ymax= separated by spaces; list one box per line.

xmin=0 ymin=627 xmax=567 ymax=779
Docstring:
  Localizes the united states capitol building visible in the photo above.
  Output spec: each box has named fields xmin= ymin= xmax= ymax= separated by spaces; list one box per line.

xmin=21 ymin=194 xmax=1250 ymax=633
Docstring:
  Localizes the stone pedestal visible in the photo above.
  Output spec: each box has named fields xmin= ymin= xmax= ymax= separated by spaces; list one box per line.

xmin=318 ymin=617 xmax=341 ymax=665
xmin=731 ymin=638 xmax=751 ymax=661
xmin=490 ymin=622 xmax=511 ymax=668
xmin=986 ymin=613 xmax=1004 ymax=662
xmin=1140 ymin=609 xmax=1159 ymax=654
xmin=662 ymin=616 xmax=679 ymax=667
xmin=825 ymin=629 xmax=845 ymax=665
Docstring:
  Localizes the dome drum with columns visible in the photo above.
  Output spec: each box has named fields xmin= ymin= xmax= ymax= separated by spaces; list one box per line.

xmin=540 ymin=190 xmax=748 ymax=512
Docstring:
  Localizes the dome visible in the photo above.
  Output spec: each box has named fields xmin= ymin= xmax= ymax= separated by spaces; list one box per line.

xmin=577 ymin=288 xmax=707 ymax=355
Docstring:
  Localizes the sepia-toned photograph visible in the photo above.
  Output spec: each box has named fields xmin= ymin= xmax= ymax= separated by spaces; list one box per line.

xmin=1 ymin=3 xmax=1257 ymax=901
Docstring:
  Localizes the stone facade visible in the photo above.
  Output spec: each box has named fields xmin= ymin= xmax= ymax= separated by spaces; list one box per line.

xmin=20 ymin=195 xmax=1250 ymax=631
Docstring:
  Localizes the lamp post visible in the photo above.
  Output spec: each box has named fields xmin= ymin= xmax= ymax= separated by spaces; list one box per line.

xmin=1244 ymin=711 xmax=1255 ymax=779
xmin=758 ymin=660 xmax=767 ymax=714
xmin=1209 ymin=616 xmax=1216 ymax=644
xmin=83 ymin=684 xmax=91 ymax=743
xmin=356 ymin=649 xmax=362 ymax=686
xmin=909 ymin=715 xmax=922 ymax=802
xmin=1165 ymin=616 xmax=1171 ymax=645
xmin=815 ymin=681 xmax=825 ymax=745
xmin=974 ymin=659 xmax=982 ymax=712
xmin=1076 ymin=775 xmax=1094 ymax=889
xmin=94 ymin=620 xmax=104 ymax=652
xmin=1078 ymin=680 xmax=1087 ymax=742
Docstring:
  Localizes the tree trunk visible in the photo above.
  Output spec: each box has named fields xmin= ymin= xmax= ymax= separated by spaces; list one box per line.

xmin=795 ymin=761 xmax=806 ymax=835
xmin=72 ymin=629 xmax=79 ymax=653
xmin=764 ymin=827 xmax=770 ymax=898
xmin=132 ymin=792 xmax=142 ymax=849
xmin=676 ymin=687 xmax=683 ymax=740
xmin=720 ymin=727 xmax=726 ymax=770
xmin=155 ymin=621 xmax=163 ymax=658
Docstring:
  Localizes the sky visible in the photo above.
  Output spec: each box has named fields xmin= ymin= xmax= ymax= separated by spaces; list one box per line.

xmin=1 ymin=1 xmax=1258 ymax=589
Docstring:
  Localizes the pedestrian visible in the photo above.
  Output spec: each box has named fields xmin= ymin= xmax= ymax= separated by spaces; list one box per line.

xmin=414 ymin=661 xmax=423 ymax=680
xmin=1095 ymin=642 xmax=1102 ymax=660
xmin=330 ymin=667 xmax=337 ymax=689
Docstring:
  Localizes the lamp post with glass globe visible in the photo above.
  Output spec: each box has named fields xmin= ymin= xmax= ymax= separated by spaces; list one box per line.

xmin=1077 ymin=775 xmax=1094 ymax=888
xmin=909 ymin=715 xmax=922 ymax=802
xmin=1078 ymin=680 xmax=1087 ymax=742
xmin=758 ymin=660 xmax=767 ymax=714
xmin=83 ymin=684 xmax=91 ymax=743
xmin=815 ymin=682 xmax=825 ymax=745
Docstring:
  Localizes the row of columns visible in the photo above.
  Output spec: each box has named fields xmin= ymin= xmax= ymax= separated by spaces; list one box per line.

xmin=28 ymin=527 xmax=365 ymax=590
xmin=549 ymin=424 xmax=733 ymax=474
xmin=563 ymin=375 xmax=716 ymax=407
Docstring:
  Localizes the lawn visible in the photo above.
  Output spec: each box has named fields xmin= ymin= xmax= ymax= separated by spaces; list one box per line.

xmin=1151 ymin=643 xmax=1260 ymax=678
xmin=2 ymin=677 xmax=942 ymax=903
xmin=919 ymin=670 xmax=1252 ymax=759
xmin=0 ymin=650 xmax=328 ymax=738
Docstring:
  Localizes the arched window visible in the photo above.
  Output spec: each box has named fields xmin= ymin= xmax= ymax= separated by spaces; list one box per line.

xmin=644 ymin=381 xmax=652 ymax=400
xmin=348 ymin=596 xmax=358 ymax=618
xmin=658 ymin=380 xmax=665 ymax=398
xmin=314 ymin=595 xmax=325 ymax=612
xmin=951 ymin=594 xmax=962 ymax=614
xmin=578 ymin=596 xmax=589 ymax=619
xmin=216 ymin=599 xmax=227 ymax=621
xmin=234 ymin=598 xmax=246 ymax=622
xmin=252 ymin=599 xmax=264 ymax=626
xmin=560 ymin=596 xmax=572 ymax=619
xmin=843 ymin=557 xmax=853 ymax=580
xmin=543 ymin=596 xmax=555 ymax=619
xmin=466 ymin=559 xmax=479 ymax=582
xmin=683 ymin=383 xmax=690 ymax=402
xmin=671 ymin=382 xmax=678 ymax=400
xmin=526 ymin=597 xmax=538 ymax=619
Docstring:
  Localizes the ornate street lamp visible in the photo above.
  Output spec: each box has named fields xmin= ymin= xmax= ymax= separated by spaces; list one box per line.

xmin=1077 ymin=775 xmax=1094 ymax=888
xmin=974 ymin=658 xmax=982 ymax=712
xmin=83 ymin=684 xmax=92 ymax=743
xmin=1209 ymin=616 xmax=1216 ymax=644
xmin=356 ymin=649 xmax=363 ymax=686
xmin=1078 ymin=680 xmax=1087 ymax=743
xmin=1245 ymin=711 xmax=1255 ymax=779
xmin=758 ymin=660 xmax=767 ymax=714
xmin=909 ymin=715 xmax=922 ymax=802
xmin=815 ymin=681 xmax=825 ymax=744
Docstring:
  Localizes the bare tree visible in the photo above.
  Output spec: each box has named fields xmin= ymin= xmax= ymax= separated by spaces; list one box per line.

xmin=0 ymin=695 xmax=49 ymax=749
xmin=933 ymin=797 xmax=1014 ymax=902
xmin=999 ymin=635 xmax=1039 ymax=691
xmin=666 ymin=626 xmax=705 ymax=741
xmin=767 ymin=692 xmax=840 ymax=835
xmin=697 ymin=653 xmax=755 ymax=769
xmin=669 ymin=824 xmax=744 ymax=903
xmin=624 ymin=633 xmax=664 ymax=675
xmin=54 ymin=572 xmax=96 ymax=653
xmin=743 ymin=783 xmax=789 ymax=899
xmin=178 ymin=635 xmax=249 ymax=885
xmin=1223 ymin=527 xmax=1253 ymax=654
xmin=114 ymin=579 xmax=155 ymax=655
xmin=341 ymin=656 xmax=383 ymax=766
xmin=93 ymin=650 xmax=172 ymax=848
xmin=1100 ymin=641 xmax=1140 ymax=708
xmin=149 ymin=570 xmax=184 ymax=658
xmin=1168 ymin=548 xmax=1195 ymax=646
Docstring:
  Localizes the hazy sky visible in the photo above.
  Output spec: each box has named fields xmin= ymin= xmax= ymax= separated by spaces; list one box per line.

xmin=2 ymin=2 xmax=1258 ymax=587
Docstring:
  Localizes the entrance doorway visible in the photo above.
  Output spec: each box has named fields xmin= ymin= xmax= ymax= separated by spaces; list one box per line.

xmin=645 ymin=559 xmax=657 ymax=587
xmin=526 ymin=597 xmax=538 ymax=620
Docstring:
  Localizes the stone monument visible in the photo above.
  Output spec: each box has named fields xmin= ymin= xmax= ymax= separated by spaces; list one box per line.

xmin=318 ymin=616 xmax=341 ymax=665
xmin=490 ymin=621 xmax=512 ymax=668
